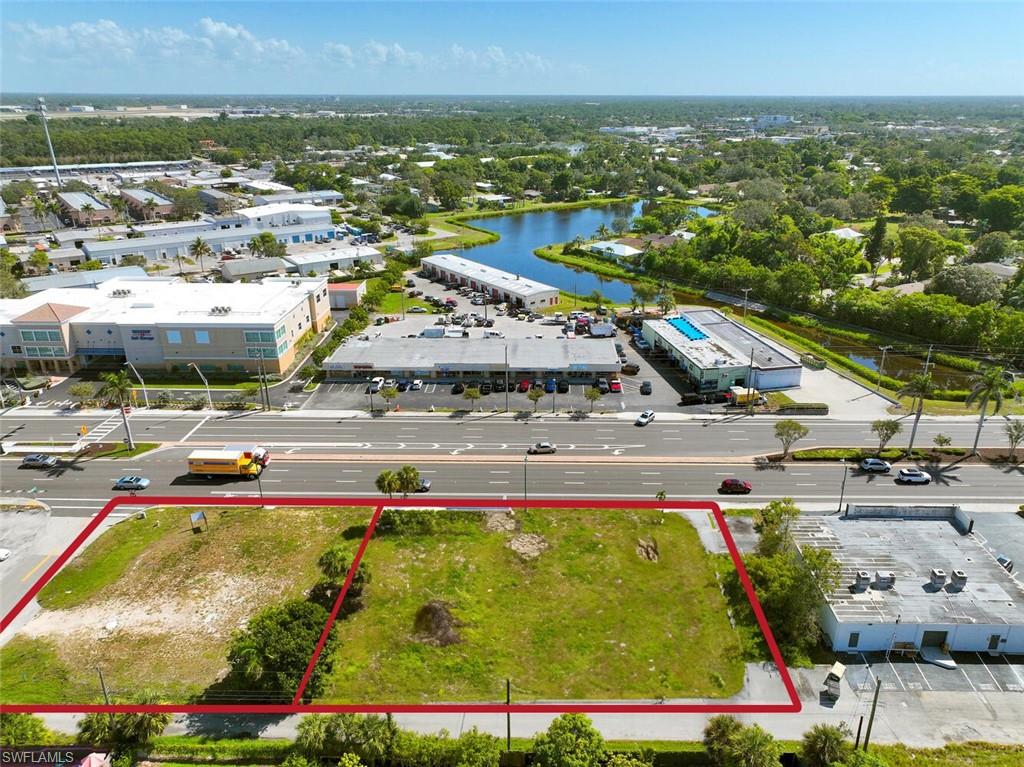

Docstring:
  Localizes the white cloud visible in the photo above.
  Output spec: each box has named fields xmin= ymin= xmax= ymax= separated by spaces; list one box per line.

xmin=7 ymin=19 xmax=139 ymax=63
xmin=321 ymin=42 xmax=355 ymax=68
xmin=197 ymin=17 xmax=303 ymax=63
xmin=362 ymin=41 xmax=425 ymax=69
xmin=448 ymin=44 xmax=551 ymax=75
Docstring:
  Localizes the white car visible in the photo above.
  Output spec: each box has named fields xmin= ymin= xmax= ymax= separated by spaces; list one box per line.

xmin=859 ymin=458 xmax=892 ymax=473
xmin=528 ymin=441 xmax=557 ymax=455
xmin=0 ymin=548 xmax=11 ymax=562
xmin=635 ymin=410 xmax=656 ymax=426
xmin=897 ymin=468 xmax=932 ymax=484
xmin=369 ymin=377 xmax=385 ymax=393
xmin=383 ymin=379 xmax=398 ymax=389
xmin=408 ymin=306 xmax=427 ymax=313
xmin=410 ymin=380 xmax=423 ymax=391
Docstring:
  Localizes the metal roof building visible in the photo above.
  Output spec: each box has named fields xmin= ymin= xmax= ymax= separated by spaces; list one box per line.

xmin=323 ymin=337 xmax=619 ymax=380
xmin=21 ymin=266 xmax=149 ymax=294
xmin=791 ymin=506 xmax=1024 ymax=654
xmin=421 ymin=254 xmax=560 ymax=309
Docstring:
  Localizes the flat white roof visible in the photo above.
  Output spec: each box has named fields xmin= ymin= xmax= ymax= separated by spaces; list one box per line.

xmin=120 ymin=188 xmax=174 ymax=207
xmin=57 ymin=191 xmax=110 ymax=212
xmin=284 ymin=245 xmax=380 ymax=266
xmin=234 ymin=202 xmax=329 ymax=220
xmin=422 ymin=254 xmax=558 ymax=298
xmin=0 ymin=277 xmax=323 ymax=327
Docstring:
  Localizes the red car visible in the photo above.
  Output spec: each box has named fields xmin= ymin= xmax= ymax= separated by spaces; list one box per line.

xmin=718 ymin=478 xmax=752 ymax=495
xmin=517 ymin=379 xmax=531 ymax=393
xmin=609 ymin=379 xmax=623 ymax=393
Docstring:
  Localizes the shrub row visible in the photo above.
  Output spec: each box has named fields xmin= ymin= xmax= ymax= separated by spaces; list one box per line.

xmin=146 ymin=736 xmax=293 ymax=762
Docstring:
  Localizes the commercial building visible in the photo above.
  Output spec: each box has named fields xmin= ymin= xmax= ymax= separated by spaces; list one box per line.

xmin=21 ymin=266 xmax=149 ymax=294
xmin=284 ymin=245 xmax=382 ymax=275
xmin=220 ymin=257 xmax=290 ymax=282
xmin=56 ymin=192 xmax=116 ymax=226
xmin=198 ymin=189 xmax=241 ymax=214
xmin=590 ymin=240 xmax=642 ymax=260
xmin=641 ymin=309 xmax=801 ymax=393
xmin=327 ymin=281 xmax=366 ymax=309
xmin=253 ymin=190 xmax=345 ymax=206
xmin=0 ymin=277 xmax=329 ymax=375
xmin=421 ymin=254 xmax=560 ymax=309
xmin=792 ymin=506 xmax=1024 ymax=655
xmin=323 ymin=337 xmax=619 ymax=381
xmin=120 ymin=188 xmax=175 ymax=220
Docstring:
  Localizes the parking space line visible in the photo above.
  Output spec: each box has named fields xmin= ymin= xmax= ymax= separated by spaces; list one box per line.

xmin=910 ymin=658 xmax=933 ymax=691
xmin=1002 ymin=656 xmax=1024 ymax=691
xmin=886 ymin=660 xmax=907 ymax=691
xmin=976 ymin=652 xmax=1002 ymax=691
xmin=958 ymin=662 xmax=978 ymax=692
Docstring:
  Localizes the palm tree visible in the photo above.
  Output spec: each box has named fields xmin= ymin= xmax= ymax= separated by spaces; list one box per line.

xmin=588 ymin=289 xmax=605 ymax=310
xmin=351 ymin=714 xmax=398 ymax=767
xmin=317 ymin=544 xmax=352 ymax=584
xmin=97 ymin=370 xmax=136 ymax=450
xmin=898 ymin=373 xmax=936 ymax=455
xmin=965 ymin=366 xmax=1008 ymax=455
xmin=396 ymin=464 xmax=421 ymax=497
xmin=635 ymin=283 xmax=657 ymax=312
xmin=190 ymin=237 xmax=213 ymax=274
xmin=143 ymin=197 xmax=157 ymax=221
xmin=595 ymin=223 xmax=612 ymax=240
xmin=800 ymin=723 xmax=852 ymax=767
xmin=30 ymin=195 xmax=48 ymax=227
xmin=375 ymin=469 xmax=399 ymax=498
xmin=80 ymin=202 xmax=95 ymax=227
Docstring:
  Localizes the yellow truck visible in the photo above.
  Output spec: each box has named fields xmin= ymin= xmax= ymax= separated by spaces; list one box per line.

xmin=187 ymin=446 xmax=269 ymax=480
xmin=729 ymin=386 xmax=764 ymax=407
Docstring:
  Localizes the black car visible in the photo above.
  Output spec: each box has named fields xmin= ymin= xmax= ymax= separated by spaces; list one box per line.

xmin=480 ymin=381 xmax=493 ymax=395
xmin=493 ymin=378 xmax=507 ymax=392
xmin=556 ymin=379 xmax=570 ymax=393
xmin=451 ymin=382 xmax=465 ymax=394
xmin=397 ymin=380 xmax=410 ymax=392
xmin=640 ymin=380 xmax=653 ymax=395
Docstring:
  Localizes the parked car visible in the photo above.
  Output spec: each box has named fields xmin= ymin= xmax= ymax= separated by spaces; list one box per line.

xmin=416 ymin=478 xmax=432 ymax=493
xmin=859 ymin=458 xmax=892 ymax=473
xmin=718 ymin=478 xmax=752 ymax=495
xmin=532 ymin=379 xmax=544 ymax=390
xmin=451 ymin=382 xmax=465 ymax=394
xmin=621 ymin=363 xmax=640 ymax=375
xmin=408 ymin=306 xmax=427 ymax=313
xmin=405 ymin=279 xmax=415 ymax=287
xmin=528 ymin=441 xmax=557 ymax=454
xmin=556 ymin=379 xmax=570 ymax=393
xmin=896 ymin=468 xmax=932 ymax=484
xmin=544 ymin=378 xmax=557 ymax=393
xmin=609 ymin=379 xmax=622 ymax=393
xmin=493 ymin=378 xmax=507 ymax=392
xmin=596 ymin=377 xmax=610 ymax=394
xmin=397 ymin=380 xmax=410 ymax=392
xmin=383 ymin=379 xmax=397 ymax=389
xmin=517 ymin=379 xmax=531 ymax=393
xmin=635 ymin=409 xmax=656 ymax=426
xmin=369 ymin=377 xmax=385 ymax=393
xmin=113 ymin=476 xmax=150 ymax=491
xmin=410 ymin=380 xmax=423 ymax=391
xmin=20 ymin=454 xmax=58 ymax=469
xmin=480 ymin=381 xmax=493 ymax=395
xmin=997 ymin=555 xmax=1014 ymax=573
xmin=640 ymin=380 xmax=653 ymax=395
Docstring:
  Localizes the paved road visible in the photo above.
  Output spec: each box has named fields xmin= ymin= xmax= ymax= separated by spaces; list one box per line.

xmin=2 ymin=410 xmax=1020 ymax=458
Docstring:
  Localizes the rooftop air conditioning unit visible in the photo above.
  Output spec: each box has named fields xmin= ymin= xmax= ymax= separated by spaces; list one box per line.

xmin=950 ymin=569 xmax=968 ymax=589
xmin=930 ymin=568 xmax=948 ymax=589
xmin=853 ymin=570 xmax=871 ymax=592
xmin=874 ymin=571 xmax=896 ymax=589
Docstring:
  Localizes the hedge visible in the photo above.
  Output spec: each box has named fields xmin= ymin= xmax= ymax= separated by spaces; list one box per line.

xmin=145 ymin=736 xmax=293 ymax=762
xmin=792 ymin=447 xmax=967 ymax=461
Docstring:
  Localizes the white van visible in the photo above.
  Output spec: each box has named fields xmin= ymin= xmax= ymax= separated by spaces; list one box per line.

xmin=483 ymin=330 xmax=505 ymax=339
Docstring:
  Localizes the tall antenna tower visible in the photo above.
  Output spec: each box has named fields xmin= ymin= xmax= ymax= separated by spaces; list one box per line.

xmin=37 ymin=97 xmax=63 ymax=189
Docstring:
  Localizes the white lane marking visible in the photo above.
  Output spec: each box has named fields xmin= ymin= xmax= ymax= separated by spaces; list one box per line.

xmin=341 ymin=469 xmax=363 ymax=473
xmin=335 ymin=480 xmax=358 ymax=483
xmin=181 ymin=415 xmax=210 ymax=442
xmin=796 ymin=483 xmax=817 ymax=486
xmin=489 ymin=481 xmax=510 ymax=485
xmin=564 ymin=481 xmax=585 ymax=485
xmin=640 ymin=472 xmax=661 ymax=476
xmin=268 ymin=468 xmax=290 ymax=472
xmin=564 ymin=471 xmax=586 ymax=475
xmin=729 ymin=438 xmax=750 ymax=441
xmin=489 ymin=471 xmax=511 ymax=474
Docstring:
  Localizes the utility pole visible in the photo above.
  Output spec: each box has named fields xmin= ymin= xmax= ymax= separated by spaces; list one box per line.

xmin=863 ymin=678 xmax=882 ymax=751
xmin=124 ymin=361 xmax=149 ymax=408
xmin=745 ymin=346 xmax=755 ymax=415
xmin=923 ymin=343 xmax=934 ymax=375
xmin=37 ymin=97 xmax=63 ymax=189
xmin=876 ymin=345 xmax=892 ymax=392
xmin=504 ymin=345 xmax=510 ymax=412
xmin=836 ymin=458 xmax=849 ymax=514
xmin=96 ymin=667 xmax=115 ymax=729
xmin=741 ymin=287 xmax=752 ymax=325
xmin=522 ymin=455 xmax=528 ymax=513
xmin=505 ymin=678 xmax=512 ymax=751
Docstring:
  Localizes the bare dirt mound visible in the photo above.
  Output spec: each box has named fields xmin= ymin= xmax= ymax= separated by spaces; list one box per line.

xmin=412 ymin=600 xmax=462 ymax=646
xmin=484 ymin=510 xmax=518 ymax=533
xmin=507 ymin=533 xmax=548 ymax=560
xmin=636 ymin=537 xmax=659 ymax=562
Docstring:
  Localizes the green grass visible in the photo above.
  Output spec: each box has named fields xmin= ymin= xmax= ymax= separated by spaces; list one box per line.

xmin=364 ymin=277 xmax=437 ymax=315
xmin=323 ymin=507 xmax=743 ymax=703
xmin=791 ymin=447 xmax=967 ymax=461
xmin=91 ymin=441 xmax=159 ymax=459
xmin=2 ymin=505 xmax=374 ymax=703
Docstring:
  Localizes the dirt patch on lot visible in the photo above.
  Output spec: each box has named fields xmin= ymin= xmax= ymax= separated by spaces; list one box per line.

xmin=507 ymin=533 xmax=548 ymax=560
xmin=412 ymin=600 xmax=462 ymax=646
xmin=484 ymin=510 xmax=518 ymax=533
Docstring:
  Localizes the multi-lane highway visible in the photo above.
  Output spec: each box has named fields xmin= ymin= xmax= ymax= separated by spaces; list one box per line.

xmin=2 ymin=410 xmax=1022 ymax=519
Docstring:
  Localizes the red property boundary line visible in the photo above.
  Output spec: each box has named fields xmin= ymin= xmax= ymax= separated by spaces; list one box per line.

xmin=0 ymin=496 xmax=801 ymax=715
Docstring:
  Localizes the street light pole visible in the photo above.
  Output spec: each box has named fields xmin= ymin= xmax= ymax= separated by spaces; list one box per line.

xmin=523 ymin=455 xmax=528 ymax=513
xmin=741 ymin=287 xmax=752 ymax=325
xmin=837 ymin=458 xmax=849 ymax=514
xmin=123 ymin=361 xmax=149 ymax=408
xmin=188 ymin=363 xmax=213 ymax=411
xmin=876 ymin=345 xmax=892 ymax=392
xmin=504 ymin=345 xmax=510 ymax=413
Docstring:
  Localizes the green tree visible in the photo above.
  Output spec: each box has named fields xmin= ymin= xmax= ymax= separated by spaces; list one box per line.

xmin=79 ymin=201 xmax=96 ymax=227
xmin=895 ymin=227 xmax=964 ymax=281
xmin=79 ymin=259 xmax=103 ymax=271
xmin=754 ymin=498 xmax=800 ymax=557
xmin=863 ymin=216 xmax=888 ymax=275
xmin=899 ymin=373 xmax=937 ymax=455
xmin=726 ymin=724 xmax=781 ymax=767
xmin=926 ymin=264 xmax=1004 ymax=306
xmin=375 ymin=469 xmax=400 ymax=498
xmin=800 ymin=723 xmax=853 ymax=767
xmin=0 ymin=713 xmax=50 ymax=745
xmin=970 ymin=231 xmax=1019 ymax=263
xmin=584 ymin=386 xmax=603 ymax=413
xmin=433 ymin=178 xmax=465 ymax=211
xmin=774 ymin=419 xmax=809 ymax=457
xmin=532 ymin=713 xmax=605 ymax=767
xmin=871 ymin=419 xmax=902 ymax=453
xmin=190 ymin=237 xmax=213 ymax=273
xmin=1005 ymin=418 xmax=1024 ymax=462
xmin=702 ymin=714 xmax=742 ymax=767
xmin=249 ymin=231 xmax=286 ymax=258
xmin=965 ymin=366 xmax=1008 ymax=455
xmin=27 ymin=249 xmax=49 ymax=274
xmin=227 ymin=600 xmax=336 ymax=700
xmin=76 ymin=698 xmax=172 ymax=752
xmin=527 ymin=387 xmax=545 ymax=412
xmin=380 ymin=385 xmax=399 ymax=411
xmin=96 ymin=370 xmax=136 ymax=450
xmin=462 ymin=385 xmax=482 ymax=411
xmin=891 ymin=175 xmax=937 ymax=214
xmin=634 ymin=283 xmax=658 ymax=311
xmin=396 ymin=464 xmax=421 ymax=497
xmin=68 ymin=382 xmax=95 ymax=407
xmin=978 ymin=185 xmax=1024 ymax=231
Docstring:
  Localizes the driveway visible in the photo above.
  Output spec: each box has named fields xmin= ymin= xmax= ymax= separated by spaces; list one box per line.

xmin=787 ymin=368 xmax=893 ymax=419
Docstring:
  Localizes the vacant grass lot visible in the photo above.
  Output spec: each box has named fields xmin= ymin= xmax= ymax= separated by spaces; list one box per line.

xmin=0 ymin=505 xmax=373 ymax=704
xmin=323 ymin=507 xmax=743 ymax=703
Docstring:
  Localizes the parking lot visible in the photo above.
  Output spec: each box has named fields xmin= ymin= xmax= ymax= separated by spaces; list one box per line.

xmin=841 ymin=651 xmax=1024 ymax=694
xmin=311 ymin=269 xmax=717 ymax=414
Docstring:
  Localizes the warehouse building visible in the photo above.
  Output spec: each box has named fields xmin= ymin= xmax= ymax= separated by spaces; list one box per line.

xmin=283 ymin=245 xmax=382 ymax=275
xmin=641 ymin=309 xmax=801 ymax=393
xmin=323 ymin=337 xmax=619 ymax=381
xmin=254 ymin=189 xmax=345 ymax=206
xmin=327 ymin=281 xmax=366 ymax=309
xmin=0 ymin=276 xmax=329 ymax=375
xmin=120 ymin=188 xmax=175 ymax=220
xmin=21 ymin=266 xmax=149 ymax=294
xmin=421 ymin=254 xmax=560 ymax=309
xmin=791 ymin=506 xmax=1024 ymax=655
xmin=198 ymin=188 xmax=241 ymax=213
xmin=56 ymin=192 xmax=116 ymax=226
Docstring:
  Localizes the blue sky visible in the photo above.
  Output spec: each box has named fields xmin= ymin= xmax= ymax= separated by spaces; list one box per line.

xmin=3 ymin=1 xmax=1022 ymax=96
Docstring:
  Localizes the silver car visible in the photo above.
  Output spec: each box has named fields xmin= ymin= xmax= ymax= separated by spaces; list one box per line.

xmin=20 ymin=454 xmax=58 ymax=469
xmin=896 ymin=468 xmax=931 ymax=484
xmin=859 ymin=458 xmax=892 ymax=473
xmin=528 ymin=441 xmax=557 ymax=454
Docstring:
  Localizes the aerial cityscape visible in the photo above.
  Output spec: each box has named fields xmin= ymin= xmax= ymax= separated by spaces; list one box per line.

xmin=1 ymin=2 xmax=1023 ymax=767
